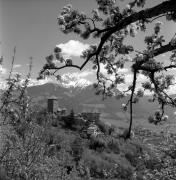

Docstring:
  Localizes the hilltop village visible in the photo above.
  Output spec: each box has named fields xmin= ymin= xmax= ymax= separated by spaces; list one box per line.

xmin=46 ymin=96 xmax=176 ymax=140
xmin=46 ymin=95 xmax=120 ymax=138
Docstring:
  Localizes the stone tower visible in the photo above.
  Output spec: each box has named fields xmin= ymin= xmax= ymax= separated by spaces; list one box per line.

xmin=47 ymin=96 xmax=58 ymax=113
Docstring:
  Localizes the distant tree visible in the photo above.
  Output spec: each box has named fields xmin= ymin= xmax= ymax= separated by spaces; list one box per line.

xmin=148 ymin=115 xmax=155 ymax=124
xmin=39 ymin=0 xmax=176 ymax=138
xmin=70 ymin=109 xmax=75 ymax=119
xmin=64 ymin=109 xmax=75 ymax=129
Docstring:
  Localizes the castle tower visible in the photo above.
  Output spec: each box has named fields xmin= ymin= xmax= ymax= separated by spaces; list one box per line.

xmin=47 ymin=95 xmax=58 ymax=113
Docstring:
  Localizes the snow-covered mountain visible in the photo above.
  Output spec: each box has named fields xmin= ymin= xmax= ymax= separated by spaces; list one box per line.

xmin=61 ymin=73 xmax=92 ymax=89
xmin=28 ymin=73 xmax=92 ymax=89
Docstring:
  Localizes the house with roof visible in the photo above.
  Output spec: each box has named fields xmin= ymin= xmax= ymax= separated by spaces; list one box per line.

xmin=87 ymin=123 xmax=103 ymax=137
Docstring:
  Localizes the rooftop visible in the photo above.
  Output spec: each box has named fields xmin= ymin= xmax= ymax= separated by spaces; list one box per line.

xmin=48 ymin=95 xmax=58 ymax=100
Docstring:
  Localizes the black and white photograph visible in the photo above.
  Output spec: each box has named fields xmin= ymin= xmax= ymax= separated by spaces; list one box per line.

xmin=0 ymin=0 xmax=176 ymax=179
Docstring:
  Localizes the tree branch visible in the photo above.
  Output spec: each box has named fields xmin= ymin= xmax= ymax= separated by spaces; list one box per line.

xmin=83 ymin=0 xmax=176 ymax=69
xmin=43 ymin=1 xmax=176 ymax=74
xmin=136 ymin=42 xmax=176 ymax=69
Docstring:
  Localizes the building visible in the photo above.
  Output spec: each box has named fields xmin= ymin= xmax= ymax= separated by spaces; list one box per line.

xmin=47 ymin=96 xmax=58 ymax=113
xmin=86 ymin=123 xmax=103 ymax=137
xmin=57 ymin=107 xmax=67 ymax=116
xmin=87 ymin=124 xmax=99 ymax=135
xmin=81 ymin=112 xmax=100 ymax=123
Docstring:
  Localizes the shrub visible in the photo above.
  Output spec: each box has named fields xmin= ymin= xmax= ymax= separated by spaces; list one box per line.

xmin=89 ymin=135 xmax=107 ymax=151
xmin=148 ymin=115 xmax=155 ymax=123
xmin=83 ymin=150 xmax=114 ymax=179
xmin=0 ymin=167 xmax=11 ymax=180
xmin=83 ymin=150 xmax=133 ymax=179
xmin=122 ymin=140 xmax=144 ymax=167
xmin=165 ymin=145 xmax=176 ymax=159
xmin=64 ymin=109 xmax=76 ymax=129
xmin=144 ymin=157 xmax=162 ymax=170
xmin=96 ymin=120 xmax=110 ymax=134
xmin=107 ymin=137 xmax=120 ymax=154
xmin=71 ymin=136 xmax=84 ymax=163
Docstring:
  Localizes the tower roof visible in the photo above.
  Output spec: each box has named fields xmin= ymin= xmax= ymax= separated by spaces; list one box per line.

xmin=48 ymin=95 xmax=58 ymax=100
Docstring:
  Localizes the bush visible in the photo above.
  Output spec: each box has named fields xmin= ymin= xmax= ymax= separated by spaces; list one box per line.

xmin=64 ymin=109 xmax=76 ymax=129
xmin=71 ymin=136 xmax=85 ymax=163
xmin=107 ymin=137 xmax=120 ymax=154
xmin=0 ymin=167 xmax=11 ymax=180
xmin=148 ymin=115 xmax=154 ymax=123
xmin=83 ymin=150 xmax=133 ymax=179
xmin=144 ymin=158 xmax=162 ymax=170
xmin=83 ymin=150 xmax=115 ymax=179
xmin=96 ymin=120 xmax=110 ymax=134
xmin=122 ymin=140 xmax=144 ymax=167
xmin=89 ymin=135 xmax=107 ymax=151
xmin=165 ymin=146 xmax=176 ymax=159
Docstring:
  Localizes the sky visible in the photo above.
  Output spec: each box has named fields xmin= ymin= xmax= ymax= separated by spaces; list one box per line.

xmin=0 ymin=0 xmax=97 ymax=75
xmin=0 ymin=0 xmax=176 ymax=93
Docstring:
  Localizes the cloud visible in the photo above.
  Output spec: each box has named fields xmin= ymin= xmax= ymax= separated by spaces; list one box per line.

xmin=168 ymin=85 xmax=176 ymax=95
xmin=57 ymin=40 xmax=89 ymax=58
xmin=28 ymin=77 xmax=54 ymax=87
xmin=122 ymin=73 xmax=148 ymax=86
xmin=13 ymin=64 xmax=22 ymax=68
xmin=103 ymin=72 xmax=150 ymax=94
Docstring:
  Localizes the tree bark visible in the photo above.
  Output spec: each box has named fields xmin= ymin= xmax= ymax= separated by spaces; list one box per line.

xmin=126 ymin=71 xmax=137 ymax=139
